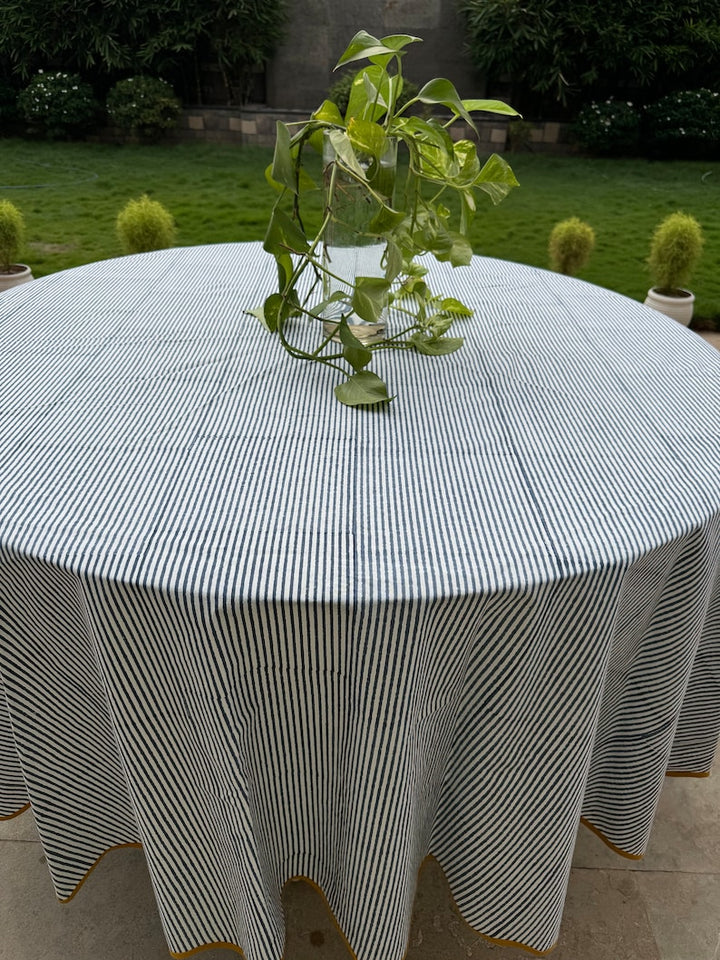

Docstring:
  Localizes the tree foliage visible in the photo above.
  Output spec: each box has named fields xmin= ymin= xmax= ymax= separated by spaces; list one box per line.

xmin=0 ymin=0 xmax=287 ymax=103
xmin=459 ymin=0 xmax=720 ymax=113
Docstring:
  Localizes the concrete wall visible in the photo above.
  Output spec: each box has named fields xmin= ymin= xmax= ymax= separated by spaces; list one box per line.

xmin=265 ymin=0 xmax=481 ymax=111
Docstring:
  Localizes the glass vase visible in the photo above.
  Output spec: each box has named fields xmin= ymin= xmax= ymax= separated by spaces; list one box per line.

xmin=321 ymin=134 xmax=397 ymax=344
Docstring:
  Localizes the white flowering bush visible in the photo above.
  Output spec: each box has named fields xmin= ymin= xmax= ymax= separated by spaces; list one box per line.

xmin=644 ymin=89 xmax=720 ymax=158
xmin=17 ymin=71 xmax=97 ymax=139
xmin=571 ymin=98 xmax=641 ymax=155
xmin=106 ymin=76 xmax=181 ymax=140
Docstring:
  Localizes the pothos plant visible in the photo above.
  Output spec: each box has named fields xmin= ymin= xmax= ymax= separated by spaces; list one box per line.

xmin=252 ymin=30 xmax=520 ymax=406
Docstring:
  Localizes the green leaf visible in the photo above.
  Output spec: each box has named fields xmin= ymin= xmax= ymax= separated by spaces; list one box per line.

xmin=378 ymin=34 xmax=422 ymax=53
xmin=312 ymin=100 xmax=344 ymax=125
xmin=253 ymin=292 xmax=285 ymax=333
xmin=276 ymin=252 xmax=294 ymax=290
xmin=446 ymin=233 xmax=473 ymax=267
xmin=326 ymin=128 xmax=368 ymax=180
xmin=409 ymin=334 xmax=464 ymax=355
xmin=383 ymin=239 xmax=404 ymax=282
xmin=475 ymin=153 xmax=521 ymax=205
xmin=368 ymin=203 xmax=405 ymax=234
xmin=263 ymin=206 xmax=310 ymax=256
xmin=452 ymin=140 xmax=481 ymax=186
xmin=335 ymin=29 xmax=420 ymax=69
xmin=415 ymin=78 xmax=474 ymax=125
xmin=461 ymin=98 xmax=520 ymax=117
xmin=351 ymin=276 xmax=390 ymax=323
xmin=334 ymin=370 xmax=393 ymax=406
xmin=347 ymin=117 xmax=387 ymax=158
xmin=346 ymin=65 xmax=393 ymax=123
xmin=440 ymin=297 xmax=474 ymax=317
xmin=264 ymin=162 xmax=284 ymax=194
xmin=270 ymin=122 xmax=297 ymax=193
xmin=338 ymin=317 xmax=373 ymax=372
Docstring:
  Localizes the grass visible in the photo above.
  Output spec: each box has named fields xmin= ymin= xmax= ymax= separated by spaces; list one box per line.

xmin=1 ymin=137 xmax=719 ymax=322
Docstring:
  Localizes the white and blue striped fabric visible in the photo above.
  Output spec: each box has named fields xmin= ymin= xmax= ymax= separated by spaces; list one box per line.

xmin=1 ymin=242 xmax=719 ymax=959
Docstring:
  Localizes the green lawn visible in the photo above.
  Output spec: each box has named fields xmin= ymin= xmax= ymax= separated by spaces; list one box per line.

xmin=1 ymin=137 xmax=719 ymax=323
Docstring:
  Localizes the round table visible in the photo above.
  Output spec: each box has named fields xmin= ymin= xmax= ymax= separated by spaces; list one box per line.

xmin=1 ymin=243 xmax=719 ymax=960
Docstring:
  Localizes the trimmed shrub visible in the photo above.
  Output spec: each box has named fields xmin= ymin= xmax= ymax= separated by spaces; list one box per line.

xmin=17 ymin=70 xmax=97 ymax=139
xmin=0 ymin=198 xmax=26 ymax=272
xmin=116 ymin=195 xmax=177 ymax=254
xmin=647 ymin=211 xmax=703 ymax=295
xmin=644 ymin=89 xmax=720 ymax=159
xmin=106 ymin=76 xmax=181 ymax=140
xmin=571 ymin=98 xmax=640 ymax=155
xmin=548 ymin=218 xmax=595 ymax=276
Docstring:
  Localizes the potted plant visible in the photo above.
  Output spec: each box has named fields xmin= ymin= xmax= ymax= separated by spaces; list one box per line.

xmin=116 ymin=195 xmax=177 ymax=254
xmin=548 ymin=217 xmax=595 ymax=276
xmin=0 ymin=198 xmax=33 ymax=293
xmin=252 ymin=29 xmax=520 ymax=406
xmin=644 ymin=211 xmax=704 ymax=326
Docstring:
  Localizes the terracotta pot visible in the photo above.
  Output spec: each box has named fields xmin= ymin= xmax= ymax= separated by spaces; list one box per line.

xmin=643 ymin=286 xmax=694 ymax=326
xmin=0 ymin=264 xmax=34 ymax=294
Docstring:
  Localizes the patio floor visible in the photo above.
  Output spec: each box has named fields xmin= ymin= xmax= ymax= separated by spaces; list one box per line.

xmin=2 ymin=333 xmax=719 ymax=960
xmin=2 ymin=764 xmax=719 ymax=960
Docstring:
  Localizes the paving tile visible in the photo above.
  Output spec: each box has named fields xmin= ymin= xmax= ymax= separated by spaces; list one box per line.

xmin=284 ymin=879 xmax=353 ymax=960
xmin=635 ymin=872 xmax=720 ymax=960
xmin=573 ymin=772 xmax=720 ymax=873
xmin=0 ymin=840 xmax=170 ymax=960
xmin=0 ymin=837 xmax=238 ymax=960
xmin=0 ymin=806 xmax=39 ymax=842
xmin=553 ymin=868 xmax=660 ymax=960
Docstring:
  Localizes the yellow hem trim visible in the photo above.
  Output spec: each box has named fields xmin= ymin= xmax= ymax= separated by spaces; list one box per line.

xmin=0 ymin=802 xmax=31 ymax=821
xmin=666 ymin=769 xmax=710 ymax=778
xmin=579 ymin=817 xmax=643 ymax=860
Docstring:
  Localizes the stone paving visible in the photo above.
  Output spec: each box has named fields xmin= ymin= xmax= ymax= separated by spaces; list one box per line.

xmin=1 ymin=333 xmax=718 ymax=960
xmin=2 ymin=765 xmax=719 ymax=960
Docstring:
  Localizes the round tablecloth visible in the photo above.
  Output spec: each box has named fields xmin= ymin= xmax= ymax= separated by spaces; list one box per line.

xmin=1 ymin=242 xmax=719 ymax=960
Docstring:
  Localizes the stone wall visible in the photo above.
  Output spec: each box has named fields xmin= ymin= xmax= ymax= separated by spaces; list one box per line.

xmin=173 ymin=107 xmax=575 ymax=154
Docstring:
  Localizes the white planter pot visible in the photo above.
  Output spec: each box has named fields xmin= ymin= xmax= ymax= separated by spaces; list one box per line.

xmin=643 ymin=287 xmax=694 ymax=326
xmin=0 ymin=264 xmax=33 ymax=294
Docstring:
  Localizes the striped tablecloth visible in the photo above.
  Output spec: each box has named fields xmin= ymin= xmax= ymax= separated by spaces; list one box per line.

xmin=1 ymin=242 xmax=719 ymax=959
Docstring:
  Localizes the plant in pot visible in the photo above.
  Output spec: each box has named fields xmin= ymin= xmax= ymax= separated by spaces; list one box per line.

xmin=0 ymin=198 xmax=33 ymax=293
xmin=548 ymin=217 xmax=595 ymax=276
xmin=252 ymin=29 xmax=520 ymax=407
xmin=116 ymin=195 xmax=177 ymax=254
xmin=644 ymin=211 xmax=704 ymax=326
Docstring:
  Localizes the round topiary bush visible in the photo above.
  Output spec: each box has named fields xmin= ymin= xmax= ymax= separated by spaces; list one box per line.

xmin=17 ymin=70 xmax=98 ymax=139
xmin=643 ymin=89 xmax=720 ymax=159
xmin=106 ymin=76 xmax=181 ymax=140
xmin=647 ymin=211 xmax=704 ymax=295
xmin=116 ymin=195 xmax=177 ymax=254
xmin=548 ymin=217 xmax=595 ymax=276
xmin=0 ymin=198 xmax=26 ymax=273
xmin=571 ymin=98 xmax=640 ymax=156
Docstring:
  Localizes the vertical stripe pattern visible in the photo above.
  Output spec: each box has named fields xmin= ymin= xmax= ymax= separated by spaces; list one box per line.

xmin=1 ymin=243 xmax=719 ymax=958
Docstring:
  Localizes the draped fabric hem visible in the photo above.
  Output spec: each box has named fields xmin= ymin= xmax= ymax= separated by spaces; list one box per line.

xmin=0 ymin=801 xmax=30 ymax=821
